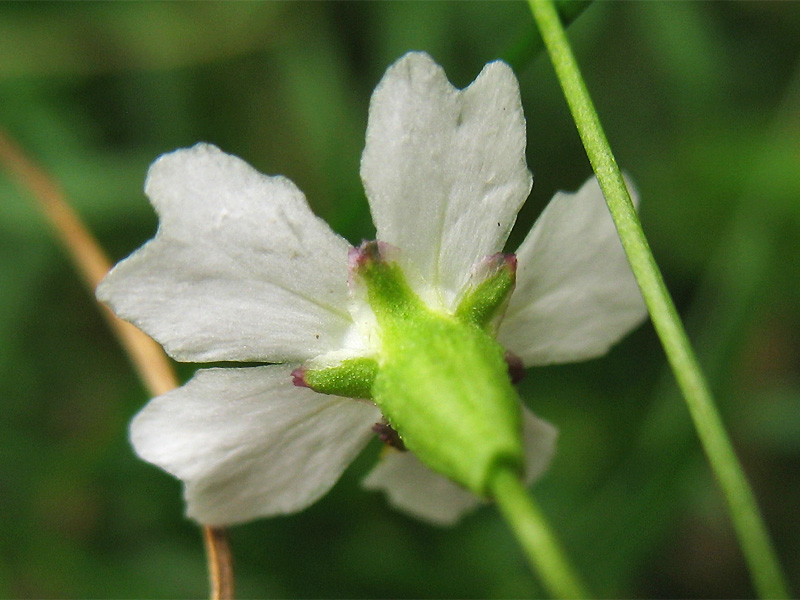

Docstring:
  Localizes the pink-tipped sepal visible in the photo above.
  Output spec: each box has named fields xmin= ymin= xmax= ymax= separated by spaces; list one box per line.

xmin=291 ymin=367 xmax=309 ymax=388
xmin=455 ymin=252 xmax=518 ymax=330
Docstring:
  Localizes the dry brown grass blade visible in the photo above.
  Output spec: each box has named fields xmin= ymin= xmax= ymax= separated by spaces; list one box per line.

xmin=204 ymin=527 xmax=235 ymax=600
xmin=0 ymin=128 xmax=234 ymax=600
xmin=0 ymin=129 xmax=177 ymax=395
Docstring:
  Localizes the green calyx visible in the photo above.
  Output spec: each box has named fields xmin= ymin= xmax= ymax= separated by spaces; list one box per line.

xmin=297 ymin=241 xmax=525 ymax=497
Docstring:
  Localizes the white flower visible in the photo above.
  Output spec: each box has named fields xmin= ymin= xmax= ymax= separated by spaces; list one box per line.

xmin=98 ymin=52 xmax=646 ymax=527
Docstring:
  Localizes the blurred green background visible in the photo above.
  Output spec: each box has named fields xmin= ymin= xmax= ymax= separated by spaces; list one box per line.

xmin=1 ymin=2 xmax=799 ymax=598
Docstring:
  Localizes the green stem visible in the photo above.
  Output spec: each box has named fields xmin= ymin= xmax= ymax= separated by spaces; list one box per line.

xmin=526 ymin=1 xmax=790 ymax=598
xmin=491 ymin=467 xmax=590 ymax=600
xmin=501 ymin=0 xmax=593 ymax=73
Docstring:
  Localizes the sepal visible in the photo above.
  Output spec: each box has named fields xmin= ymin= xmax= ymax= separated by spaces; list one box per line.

xmin=455 ymin=253 xmax=517 ymax=331
xmin=349 ymin=241 xmax=426 ymax=325
xmin=292 ymin=356 xmax=379 ymax=400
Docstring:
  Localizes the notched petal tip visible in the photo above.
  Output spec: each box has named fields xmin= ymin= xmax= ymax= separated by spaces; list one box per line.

xmin=362 ymin=50 xmax=530 ymax=303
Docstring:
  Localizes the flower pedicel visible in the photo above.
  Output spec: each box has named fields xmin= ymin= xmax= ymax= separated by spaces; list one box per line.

xmin=98 ymin=52 xmax=646 ymax=527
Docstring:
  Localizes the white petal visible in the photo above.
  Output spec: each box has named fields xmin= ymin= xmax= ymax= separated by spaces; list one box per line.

xmin=97 ymin=143 xmax=355 ymax=363
xmin=361 ymin=52 xmax=532 ymax=307
xmin=130 ymin=364 xmax=382 ymax=526
xmin=362 ymin=407 xmax=557 ymax=526
xmin=520 ymin=406 xmax=558 ymax=485
xmin=499 ymin=176 xmax=647 ymax=366
xmin=362 ymin=448 xmax=481 ymax=526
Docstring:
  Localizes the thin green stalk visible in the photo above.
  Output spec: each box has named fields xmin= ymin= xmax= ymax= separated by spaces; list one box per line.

xmin=526 ymin=1 xmax=789 ymax=598
xmin=501 ymin=0 xmax=593 ymax=73
xmin=491 ymin=467 xmax=590 ymax=599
